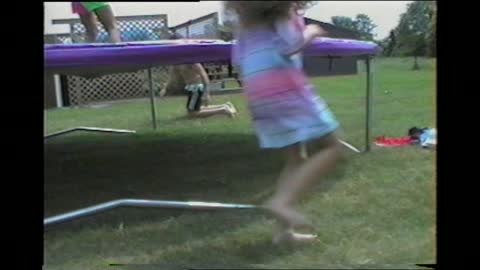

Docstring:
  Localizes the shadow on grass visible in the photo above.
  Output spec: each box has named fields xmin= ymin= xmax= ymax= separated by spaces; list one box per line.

xmin=45 ymin=131 xmax=350 ymax=267
xmin=45 ymin=133 xmax=277 ymax=225
xmin=141 ymin=236 xmax=312 ymax=269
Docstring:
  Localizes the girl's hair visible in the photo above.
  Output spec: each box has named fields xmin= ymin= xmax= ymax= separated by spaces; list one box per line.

xmin=225 ymin=1 xmax=314 ymax=27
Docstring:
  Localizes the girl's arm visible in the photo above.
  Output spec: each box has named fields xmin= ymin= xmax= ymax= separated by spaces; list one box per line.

xmin=283 ymin=24 xmax=327 ymax=56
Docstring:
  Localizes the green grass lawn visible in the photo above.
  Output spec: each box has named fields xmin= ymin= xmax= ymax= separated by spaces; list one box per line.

xmin=44 ymin=57 xmax=436 ymax=269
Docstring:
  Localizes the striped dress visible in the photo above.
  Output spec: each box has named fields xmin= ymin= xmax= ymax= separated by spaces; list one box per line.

xmin=233 ymin=19 xmax=339 ymax=149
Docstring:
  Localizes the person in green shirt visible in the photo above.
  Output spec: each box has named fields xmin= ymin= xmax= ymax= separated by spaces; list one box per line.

xmin=71 ymin=2 xmax=121 ymax=43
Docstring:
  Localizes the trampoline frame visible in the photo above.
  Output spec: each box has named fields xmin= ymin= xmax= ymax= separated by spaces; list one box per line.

xmin=144 ymin=56 xmax=374 ymax=153
xmin=44 ymin=41 xmax=376 ymax=228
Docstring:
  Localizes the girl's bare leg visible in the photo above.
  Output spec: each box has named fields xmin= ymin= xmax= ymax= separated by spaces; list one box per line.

xmin=267 ymin=144 xmax=319 ymax=243
xmin=265 ymin=132 xmax=344 ymax=230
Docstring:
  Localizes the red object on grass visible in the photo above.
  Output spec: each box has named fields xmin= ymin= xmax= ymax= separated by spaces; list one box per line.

xmin=374 ymin=136 xmax=414 ymax=147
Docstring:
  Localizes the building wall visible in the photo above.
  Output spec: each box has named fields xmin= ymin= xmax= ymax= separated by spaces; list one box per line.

xmin=303 ymin=18 xmax=360 ymax=76
xmin=170 ymin=13 xmax=219 ymax=39
xmin=305 ymin=18 xmax=360 ymax=40
xmin=303 ymin=57 xmax=358 ymax=77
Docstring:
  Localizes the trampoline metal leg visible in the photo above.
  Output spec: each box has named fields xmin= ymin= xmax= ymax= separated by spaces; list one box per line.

xmin=148 ymin=68 xmax=157 ymax=130
xmin=365 ymin=57 xmax=373 ymax=152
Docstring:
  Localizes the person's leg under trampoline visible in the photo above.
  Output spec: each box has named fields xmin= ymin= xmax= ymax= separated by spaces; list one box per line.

xmin=94 ymin=5 xmax=121 ymax=43
xmin=186 ymin=88 xmax=234 ymax=118
xmin=187 ymin=106 xmax=234 ymax=118
xmin=203 ymin=102 xmax=237 ymax=113
xmin=79 ymin=12 xmax=99 ymax=43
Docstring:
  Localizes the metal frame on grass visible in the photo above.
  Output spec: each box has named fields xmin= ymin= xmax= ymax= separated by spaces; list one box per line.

xmin=44 ymin=127 xmax=136 ymax=140
xmin=44 ymin=199 xmax=257 ymax=227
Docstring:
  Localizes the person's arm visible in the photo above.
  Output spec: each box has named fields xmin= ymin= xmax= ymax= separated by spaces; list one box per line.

xmin=283 ymin=24 xmax=327 ymax=56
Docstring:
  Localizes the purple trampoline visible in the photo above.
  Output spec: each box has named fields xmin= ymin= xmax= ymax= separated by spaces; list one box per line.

xmin=44 ymin=38 xmax=378 ymax=136
xmin=44 ymin=38 xmax=379 ymax=227
xmin=44 ymin=38 xmax=378 ymax=140
xmin=45 ymin=38 xmax=380 ymax=71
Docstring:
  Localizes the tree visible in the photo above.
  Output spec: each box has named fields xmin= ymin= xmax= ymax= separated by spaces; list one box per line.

xmin=331 ymin=14 xmax=377 ymax=41
xmin=385 ymin=31 xmax=397 ymax=56
xmin=376 ymin=30 xmax=396 ymax=57
xmin=392 ymin=1 xmax=435 ymax=67
xmin=354 ymin=14 xmax=377 ymax=41
xmin=425 ymin=1 xmax=436 ymax=57
xmin=331 ymin=16 xmax=356 ymax=32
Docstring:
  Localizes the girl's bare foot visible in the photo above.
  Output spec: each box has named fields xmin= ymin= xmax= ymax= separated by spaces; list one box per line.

xmin=272 ymin=229 xmax=318 ymax=244
xmin=264 ymin=200 xmax=314 ymax=230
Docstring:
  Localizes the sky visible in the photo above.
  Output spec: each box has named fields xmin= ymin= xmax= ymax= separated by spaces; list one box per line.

xmin=44 ymin=1 xmax=412 ymax=39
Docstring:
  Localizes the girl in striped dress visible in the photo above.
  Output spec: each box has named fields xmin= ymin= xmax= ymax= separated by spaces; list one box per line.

xmin=226 ymin=1 xmax=344 ymax=243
